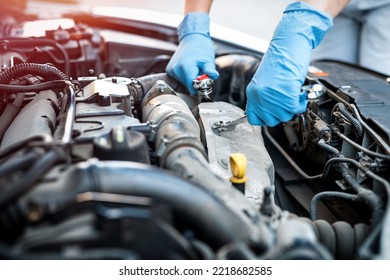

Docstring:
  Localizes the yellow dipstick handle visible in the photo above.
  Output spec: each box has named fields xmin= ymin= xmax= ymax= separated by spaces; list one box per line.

xmin=229 ymin=153 xmax=248 ymax=184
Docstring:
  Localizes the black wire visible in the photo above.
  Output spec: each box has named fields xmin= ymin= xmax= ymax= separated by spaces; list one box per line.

xmin=320 ymin=157 xmax=384 ymax=225
xmin=350 ymin=104 xmax=390 ymax=155
xmin=0 ymin=150 xmax=41 ymax=178
xmin=335 ymin=130 xmax=390 ymax=161
xmin=0 ymin=38 xmax=70 ymax=76
xmin=0 ymin=135 xmax=49 ymax=160
xmin=310 ymin=191 xmax=359 ymax=221
xmin=0 ymin=241 xmax=137 ymax=260
xmin=0 ymin=80 xmax=69 ymax=93
xmin=336 ymin=103 xmax=364 ymax=137
xmin=263 ymin=126 xmax=323 ymax=180
xmin=317 ymin=139 xmax=340 ymax=156
xmin=0 ymin=149 xmax=64 ymax=206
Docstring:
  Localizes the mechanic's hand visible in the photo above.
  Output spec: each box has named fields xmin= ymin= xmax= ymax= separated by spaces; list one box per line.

xmin=246 ymin=2 xmax=333 ymax=127
xmin=166 ymin=12 xmax=219 ymax=95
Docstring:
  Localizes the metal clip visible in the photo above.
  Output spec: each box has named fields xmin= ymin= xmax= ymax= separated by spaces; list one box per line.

xmin=192 ymin=74 xmax=214 ymax=102
xmin=211 ymin=116 xmax=247 ymax=135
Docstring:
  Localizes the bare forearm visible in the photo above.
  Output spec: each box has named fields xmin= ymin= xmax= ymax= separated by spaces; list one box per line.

xmin=184 ymin=0 xmax=213 ymax=14
xmin=301 ymin=0 xmax=350 ymax=17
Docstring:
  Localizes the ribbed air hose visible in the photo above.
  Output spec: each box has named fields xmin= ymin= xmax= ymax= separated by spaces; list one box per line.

xmin=297 ymin=217 xmax=370 ymax=260
xmin=0 ymin=63 xmax=68 ymax=84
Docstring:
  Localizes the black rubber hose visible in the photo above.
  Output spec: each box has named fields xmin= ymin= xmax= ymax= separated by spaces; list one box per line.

xmin=315 ymin=141 xmax=384 ymax=225
xmin=0 ymin=149 xmax=64 ymax=206
xmin=332 ymin=221 xmax=355 ymax=259
xmin=310 ymin=191 xmax=359 ymax=221
xmin=0 ymin=243 xmax=137 ymax=260
xmin=365 ymin=170 xmax=390 ymax=259
xmin=0 ymin=63 xmax=68 ymax=84
xmin=317 ymin=139 xmax=340 ymax=156
xmin=296 ymin=217 xmax=370 ymax=259
xmin=0 ymin=80 xmax=69 ymax=93
xmin=51 ymin=161 xmax=257 ymax=249
xmin=0 ymin=135 xmax=49 ymax=160
xmin=322 ymin=157 xmax=384 ymax=226
xmin=269 ymin=245 xmax=332 ymax=260
xmin=0 ymin=150 xmax=40 ymax=178
xmin=337 ymin=103 xmax=363 ymax=137
xmin=311 ymin=165 xmax=383 ymax=227
xmin=313 ymin=219 xmax=336 ymax=255
xmin=343 ymin=173 xmax=383 ymax=226
xmin=322 ymin=157 xmax=364 ymax=178
xmin=96 ymin=162 xmax=256 ymax=249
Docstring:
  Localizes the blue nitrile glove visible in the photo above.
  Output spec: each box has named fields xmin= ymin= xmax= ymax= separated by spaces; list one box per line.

xmin=166 ymin=12 xmax=219 ymax=95
xmin=246 ymin=2 xmax=333 ymax=126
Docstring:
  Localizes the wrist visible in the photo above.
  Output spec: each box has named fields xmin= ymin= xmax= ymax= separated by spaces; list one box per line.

xmin=178 ymin=12 xmax=210 ymax=41
xmin=184 ymin=0 xmax=213 ymax=14
xmin=284 ymin=2 xmax=333 ymax=48
xmin=288 ymin=2 xmax=333 ymax=20
xmin=301 ymin=0 xmax=350 ymax=18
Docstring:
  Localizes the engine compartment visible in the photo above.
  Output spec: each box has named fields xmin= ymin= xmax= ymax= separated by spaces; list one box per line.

xmin=0 ymin=4 xmax=389 ymax=260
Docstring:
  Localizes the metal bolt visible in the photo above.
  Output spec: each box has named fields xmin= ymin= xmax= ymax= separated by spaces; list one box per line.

xmin=192 ymin=74 xmax=214 ymax=102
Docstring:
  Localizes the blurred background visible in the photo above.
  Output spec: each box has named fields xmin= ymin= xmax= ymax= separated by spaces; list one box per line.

xmin=31 ymin=0 xmax=292 ymax=41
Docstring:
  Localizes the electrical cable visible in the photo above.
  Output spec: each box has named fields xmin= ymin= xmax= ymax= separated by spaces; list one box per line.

xmin=1 ymin=38 xmax=70 ymax=76
xmin=0 ymin=149 xmax=64 ymax=206
xmin=336 ymin=103 xmax=363 ymax=137
xmin=263 ymin=126 xmax=323 ymax=180
xmin=335 ymin=130 xmax=390 ymax=161
xmin=350 ymin=104 xmax=390 ymax=155
xmin=0 ymin=63 xmax=68 ymax=84
xmin=0 ymin=80 xmax=69 ymax=93
xmin=310 ymin=191 xmax=359 ymax=220
xmin=0 ymin=150 xmax=41 ymax=178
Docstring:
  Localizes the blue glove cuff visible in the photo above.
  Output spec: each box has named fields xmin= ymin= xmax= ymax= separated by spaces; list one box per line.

xmin=284 ymin=2 xmax=333 ymax=48
xmin=178 ymin=12 xmax=210 ymax=41
xmin=245 ymin=1 xmax=334 ymax=126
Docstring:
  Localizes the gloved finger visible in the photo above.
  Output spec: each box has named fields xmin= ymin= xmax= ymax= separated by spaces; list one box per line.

xmin=180 ymin=64 xmax=200 ymax=96
xmin=200 ymin=63 xmax=219 ymax=80
xmin=256 ymin=107 xmax=285 ymax=127
xmin=279 ymin=93 xmax=307 ymax=117
xmin=246 ymin=106 xmax=266 ymax=126
xmin=247 ymin=102 xmax=294 ymax=127
xmin=247 ymin=102 xmax=285 ymax=127
xmin=251 ymin=85 xmax=307 ymax=123
xmin=268 ymin=105 xmax=299 ymax=125
xmin=299 ymin=90 xmax=307 ymax=102
xmin=169 ymin=61 xmax=208 ymax=96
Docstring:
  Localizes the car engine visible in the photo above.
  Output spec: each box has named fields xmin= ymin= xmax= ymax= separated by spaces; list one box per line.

xmin=0 ymin=1 xmax=389 ymax=260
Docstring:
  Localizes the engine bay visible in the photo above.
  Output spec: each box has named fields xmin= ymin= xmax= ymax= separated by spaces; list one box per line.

xmin=0 ymin=3 xmax=390 ymax=260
